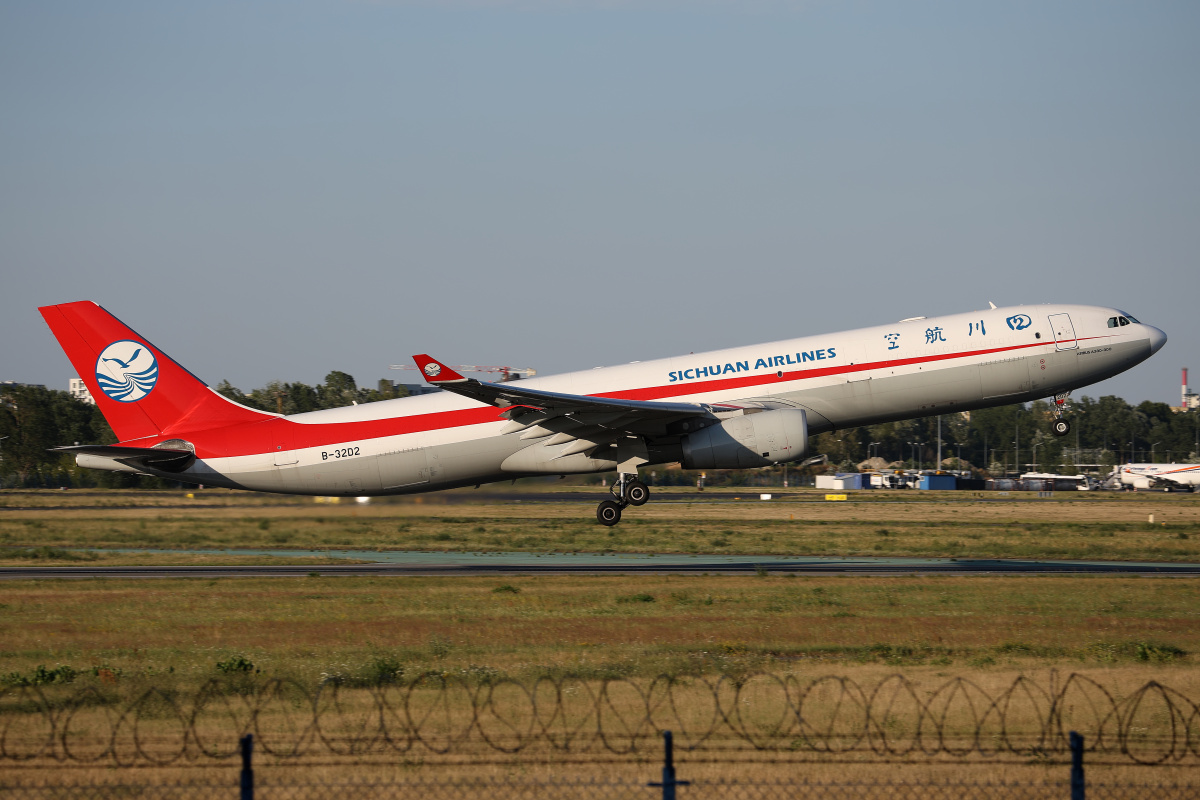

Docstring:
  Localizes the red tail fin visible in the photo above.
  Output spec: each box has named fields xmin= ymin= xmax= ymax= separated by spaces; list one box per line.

xmin=39 ymin=301 xmax=272 ymax=443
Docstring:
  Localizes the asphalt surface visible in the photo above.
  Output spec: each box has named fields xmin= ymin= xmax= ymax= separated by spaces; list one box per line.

xmin=4 ymin=555 xmax=1200 ymax=579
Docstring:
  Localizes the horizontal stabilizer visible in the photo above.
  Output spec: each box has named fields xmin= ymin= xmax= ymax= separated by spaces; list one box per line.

xmin=52 ymin=444 xmax=195 ymax=473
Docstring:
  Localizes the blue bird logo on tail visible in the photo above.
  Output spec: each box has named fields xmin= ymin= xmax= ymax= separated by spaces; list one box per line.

xmin=101 ymin=348 xmax=142 ymax=370
xmin=95 ymin=341 xmax=158 ymax=402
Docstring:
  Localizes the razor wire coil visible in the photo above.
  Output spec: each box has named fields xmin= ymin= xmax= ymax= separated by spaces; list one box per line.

xmin=2 ymin=672 xmax=1198 ymax=766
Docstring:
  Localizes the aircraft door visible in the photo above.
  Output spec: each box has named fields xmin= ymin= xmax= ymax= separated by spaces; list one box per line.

xmin=272 ymin=427 xmax=299 ymax=492
xmin=273 ymin=444 xmax=298 ymax=466
xmin=1048 ymin=314 xmax=1078 ymax=351
xmin=379 ymin=448 xmax=430 ymax=490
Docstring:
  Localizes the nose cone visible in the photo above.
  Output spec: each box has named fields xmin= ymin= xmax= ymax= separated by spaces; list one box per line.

xmin=1146 ymin=325 xmax=1168 ymax=355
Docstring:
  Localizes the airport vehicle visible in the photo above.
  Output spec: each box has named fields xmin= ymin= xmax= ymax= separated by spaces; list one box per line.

xmin=1118 ymin=463 xmax=1200 ymax=492
xmin=1017 ymin=472 xmax=1096 ymax=491
xmin=39 ymin=301 xmax=1166 ymax=524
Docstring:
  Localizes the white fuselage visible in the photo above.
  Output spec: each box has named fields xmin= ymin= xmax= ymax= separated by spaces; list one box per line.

xmin=1120 ymin=463 xmax=1200 ymax=490
xmin=108 ymin=302 xmax=1165 ymax=495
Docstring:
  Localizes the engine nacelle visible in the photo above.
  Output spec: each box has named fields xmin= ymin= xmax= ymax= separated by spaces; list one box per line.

xmin=681 ymin=409 xmax=808 ymax=470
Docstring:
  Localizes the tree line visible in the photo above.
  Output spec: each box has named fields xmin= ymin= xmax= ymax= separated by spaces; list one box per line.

xmin=2 ymin=374 xmax=1197 ymax=488
xmin=0 ymin=372 xmax=406 ymax=488
xmin=813 ymin=396 xmax=1200 ymax=476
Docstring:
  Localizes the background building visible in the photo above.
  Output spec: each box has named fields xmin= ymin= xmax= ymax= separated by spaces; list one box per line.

xmin=69 ymin=378 xmax=95 ymax=406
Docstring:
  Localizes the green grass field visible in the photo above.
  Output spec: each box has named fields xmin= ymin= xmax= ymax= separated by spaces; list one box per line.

xmin=2 ymin=488 xmax=1198 ymax=686
xmin=3 ymin=488 xmax=1200 ymax=784
xmin=1 ymin=487 xmax=1199 ymax=564
xmin=2 ymin=572 xmax=1197 ymax=685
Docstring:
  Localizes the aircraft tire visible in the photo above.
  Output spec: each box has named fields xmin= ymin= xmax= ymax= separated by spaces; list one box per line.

xmin=625 ymin=480 xmax=649 ymax=506
xmin=1052 ymin=419 xmax=1071 ymax=437
xmin=596 ymin=500 xmax=623 ymax=526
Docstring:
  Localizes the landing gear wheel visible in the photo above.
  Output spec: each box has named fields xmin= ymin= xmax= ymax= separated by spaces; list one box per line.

xmin=596 ymin=500 xmax=623 ymax=526
xmin=625 ymin=480 xmax=649 ymax=506
xmin=1051 ymin=419 xmax=1071 ymax=437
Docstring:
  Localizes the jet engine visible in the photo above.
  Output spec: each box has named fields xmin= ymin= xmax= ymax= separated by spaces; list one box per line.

xmin=681 ymin=409 xmax=808 ymax=470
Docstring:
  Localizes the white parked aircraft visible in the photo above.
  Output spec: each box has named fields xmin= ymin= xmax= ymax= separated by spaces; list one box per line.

xmin=41 ymin=301 xmax=1166 ymax=525
xmin=1119 ymin=463 xmax=1200 ymax=492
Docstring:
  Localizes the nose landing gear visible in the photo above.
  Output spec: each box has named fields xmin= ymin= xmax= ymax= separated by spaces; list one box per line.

xmin=595 ymin=473 xmax=651 ymax=526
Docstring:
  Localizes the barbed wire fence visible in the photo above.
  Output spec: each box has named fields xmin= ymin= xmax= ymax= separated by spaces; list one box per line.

xmin=3 ymin=671 xmax=1200 ymax=768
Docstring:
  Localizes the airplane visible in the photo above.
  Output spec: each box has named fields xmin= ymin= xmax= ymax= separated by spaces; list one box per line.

xmin=1118 ymin=463 xmax=1200 ymax=492
xmin=39 ymin=301 xmax=1166 ymax=525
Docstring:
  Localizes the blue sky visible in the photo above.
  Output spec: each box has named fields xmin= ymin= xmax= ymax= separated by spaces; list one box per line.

xmin=2 ymin=1 xmax=1197 ymax=405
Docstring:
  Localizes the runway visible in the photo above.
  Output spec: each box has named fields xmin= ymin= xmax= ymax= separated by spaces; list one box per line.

xmin=4 ymin=551 xmax=1200 ymax=579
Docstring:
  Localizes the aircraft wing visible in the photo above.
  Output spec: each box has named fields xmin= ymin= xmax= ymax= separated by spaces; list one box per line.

xmin=411 ymin=354 xmax=743 ymax=443
xmin=1142 ymin=472 xmax=1193 ymax=489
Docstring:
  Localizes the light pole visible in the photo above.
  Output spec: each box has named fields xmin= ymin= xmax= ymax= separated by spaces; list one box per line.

xmin=936 ymin=415 xmax=943 ymax=472
xmin=1014 ymin=417 xmax=1020 ymax=477
xmin=1151 ymin=442 xmax=1160 ymax=462
xmin=909 ymin=441 xmax=924 ymax=473
xmin=1080 ymin=422 xmax=1089 ymax=472
xmin=1031 ymin=441 xmax=1041 ymax=473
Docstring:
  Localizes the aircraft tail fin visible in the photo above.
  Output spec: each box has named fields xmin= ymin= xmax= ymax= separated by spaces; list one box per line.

xmin=39 ymin=301 xmax=273 ymax=443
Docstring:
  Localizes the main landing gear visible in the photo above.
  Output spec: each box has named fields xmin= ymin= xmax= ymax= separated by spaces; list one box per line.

xmin=596 ymin=474 xmax=650 ymax=526
xmin=1050 ymin=392 xmax=1072 ymax=437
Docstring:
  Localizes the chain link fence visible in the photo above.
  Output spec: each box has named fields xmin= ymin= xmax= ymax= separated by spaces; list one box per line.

xmin=7 ymin=779 xmax=1198 ymax=800
xmin=3 ymin=732 xmax=1200 ymax=799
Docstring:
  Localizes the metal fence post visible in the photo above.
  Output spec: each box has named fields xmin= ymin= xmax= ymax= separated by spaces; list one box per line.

xmin=1069 ymin=731 xmax=1084 ymax=800
xmin=240 ymin=733 xmax=254 ymax=800
xmin=648 ymin=730 xmax=690 ymax=800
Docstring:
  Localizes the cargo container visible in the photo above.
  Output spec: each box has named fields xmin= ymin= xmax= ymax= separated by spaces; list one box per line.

xmin=919 ymin=474 xmax=957 ymax=490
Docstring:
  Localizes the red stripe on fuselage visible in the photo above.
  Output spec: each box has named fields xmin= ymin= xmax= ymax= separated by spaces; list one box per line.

xmin=136 ymin=334 xmax=1118 ymax=459
xmin=595 ymin=335 xmax=1108 ymax=402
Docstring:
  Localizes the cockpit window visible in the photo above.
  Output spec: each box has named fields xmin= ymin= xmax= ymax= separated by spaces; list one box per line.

xmin=1107 ymin=317 xmax=1118 ymax=328
xmin=1119 ymin=316 xmax=1130 ymax=326
xmin=1116 ymin=310 xmax=1140 ymax=324
xmin=1124 ymin=313 xmax=1140 ymax=323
